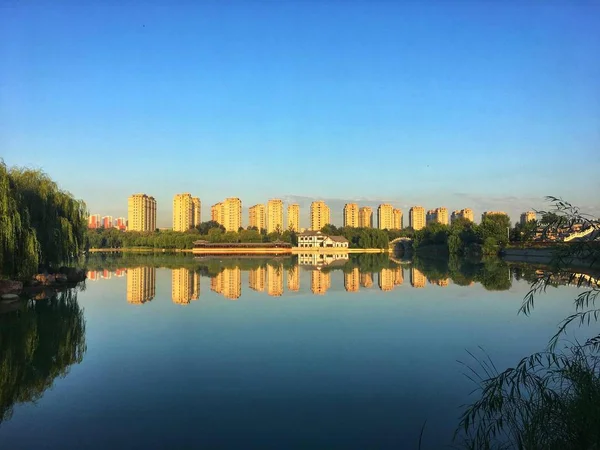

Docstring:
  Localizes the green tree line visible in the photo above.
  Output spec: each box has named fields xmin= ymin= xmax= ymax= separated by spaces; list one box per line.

xmin=0 ymin=161 xmax=88 ymax=278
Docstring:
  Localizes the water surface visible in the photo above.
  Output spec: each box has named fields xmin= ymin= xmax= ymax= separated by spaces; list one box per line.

xmin=0 ymin=254 xmax=587 ymax=449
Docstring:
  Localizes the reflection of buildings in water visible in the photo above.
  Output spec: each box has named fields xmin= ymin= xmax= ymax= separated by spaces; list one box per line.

xmin=360 ymin=273 xmax=373 ymax=288
xmin=287 ymin=266 xmax=300 ymax=291
xmin=249 ymin=267 xmax=266 ymax=292
xmin=432 ymin=278 xmax=449 ymax=287
xmin=411 ymin=268 xmax=426 ymax=288
xmin=298 ymin=252 xmax=349 ymax=268
xmin=344 ymin=268 xmax=360 ymax=292
xmin=172 ymin=268 xmax=201 ymax=304
xmin=311 ymin=270 xmax=331 ymax=295
xmin=267 ymin=264 xmax=284 ymax=297
xmin=393 ymin=267 xmax=403 ymax=286
xmin=211 ymin=267 xmax=242 ymax=300
xmin=101 ymin=269 xmax=111 ymax=279
xmin=115 ymin=268 xmax=126 ymax=277
xmin=87 ymin=270 xmax=98 ymax=281
xmin=127 ymin=267 xmax=156 ymax=304
xmin=378 ymin=268 xmax=395 ymax=291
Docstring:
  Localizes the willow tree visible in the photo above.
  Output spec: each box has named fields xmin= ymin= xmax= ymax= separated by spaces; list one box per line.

xmin=0 ymin=289 xmax=87 ymax=423
xmin=0 ymin=160 xmax=87 ymax=277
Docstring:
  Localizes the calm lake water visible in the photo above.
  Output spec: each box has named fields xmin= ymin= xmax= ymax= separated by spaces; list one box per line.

xmin=0 ymin=254 xmax=588 ymax=449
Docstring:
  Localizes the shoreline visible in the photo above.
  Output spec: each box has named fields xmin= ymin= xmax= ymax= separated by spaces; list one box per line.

xmin=88 ymin=247 xmax=388 ymax=254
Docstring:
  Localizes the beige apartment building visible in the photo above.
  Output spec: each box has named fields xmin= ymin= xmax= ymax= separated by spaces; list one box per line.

xmin=222 ymin=197 xmax=242 ymax=232
xmin=379 ymin=268 xmax=395 ymax=292
xmin=267 ymin=264 xmax=283 ymax=296
xmin=344 ymin=268 xmax=360 ymax=292
xmin=451 ymin=208 xmax=474 ymax=223
xmin=249 ymin=267 xmax=266 ymax=292
xmin=126 ymin=267 xmax=156 ymax=304
xmin=409 ymin=206 xmax=426 ymax=230
xmin=173 ymin=193 xmax=201 ymax=232
xmin=411 ymin=267 xmax=426 ymax=288
xmin=310 ymin=201 xmax=330 ymax=231
xmin=377 ymin=203 xmax=395 ymax=230
xmin=287 ymin=204 xmax=300 ymax=232
xmin=172 ymin=268 xmax=200 ymax=304
xmin=267 ymin=199 xmax=284 ymax=233
xmin=359 ymin=206 xmax=373 ymax=228
xmin=360 ymin=272 xmax=373 ymax=288
xmin=520 ymin=211 xmax=537 ymax=225
xmin=426 ymin=207 xmax=449 ymax=226
xmin=393 ymin=208 xmax=402 ymax=229
xmin=311 ymin=270 xmax=331 ymax=295
xmin=211 ymin=267 xmax=241 ymax=300
xmin=394 ymin=267 xmax=403 ymax=286
xmin=249 ymin=204 xmax=266 ymax=231
xmin=211 ymin=202 xmax=223 ymax=224
xmin=192 ymin=197 xmax=201 ymax=226
xmin=343 ymin=203 xmax=359 ymax=227
xmin=287 ymin=266 xmax=300 ymax=291
xmin=127 ymin=194 xmax=156 ymax=232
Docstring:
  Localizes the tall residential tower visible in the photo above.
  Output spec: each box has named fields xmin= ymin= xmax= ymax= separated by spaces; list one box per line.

xmin=128 ymin=194 xmax=156 ymax=231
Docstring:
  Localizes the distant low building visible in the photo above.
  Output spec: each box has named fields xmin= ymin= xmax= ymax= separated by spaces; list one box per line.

xmin=520 ymin=211 xmax=536 ymax=225
xmin=297 ymin=230 xmax=349 ymax=248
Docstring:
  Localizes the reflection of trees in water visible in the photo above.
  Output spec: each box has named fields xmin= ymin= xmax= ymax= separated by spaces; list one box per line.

xmin=413 ymin=255 xmax=512 ymax=291
xmin=0 ymin=289 xmax=86 ymax=423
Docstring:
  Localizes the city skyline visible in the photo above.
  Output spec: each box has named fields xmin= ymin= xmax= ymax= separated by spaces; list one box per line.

xmin=94 ymin=193 xmax=542 ymax=231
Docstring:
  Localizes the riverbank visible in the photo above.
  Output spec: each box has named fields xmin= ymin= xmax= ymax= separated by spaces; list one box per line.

xmin=89 ymin=247 xmax=388 ymax=254
xmin=502 ymin=246 xmax=599 ymax=268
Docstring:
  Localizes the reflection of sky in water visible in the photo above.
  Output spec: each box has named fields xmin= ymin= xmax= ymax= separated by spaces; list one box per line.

xmin=0 ymin=261 xmax=592 ymax=450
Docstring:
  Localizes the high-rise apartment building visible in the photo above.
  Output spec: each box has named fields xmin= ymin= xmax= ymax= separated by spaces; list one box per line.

xmin=359 ymin=207 xmax=373 ymax=228
xmin=102 ymin=216 xmax=113 ymax=229
xmin=409 ymin=206 xmax=426 ymax=230
xmin=172 ymin=268 xmax=195 ymax=304
xmin=267 ymin=264 xmax=283 ymax=296
xmin=435 ymin=207 xmax=449 ymax=225
xmin=126 ymin=267 xmax=156 ymax=304
xmin=393 ymin=208 xmax=402 ymax=229
xmin=343 ymin=203 xmax=359 ymax=228
xmin=192 ymin=197 xmax=201 ymax=226
xmin=88 ymin=214 xmax=101 ymax=229
xmin=451 ymin=208 xmax=474 ymax=223
xmin=287 ymin=204 xmax=300 ymax=232
xmin=427 ymin=207 xmax=449 ymax=226
xmin=173 ymin=193 xmax=201 ymax=232
xmin=266 ymin=199 xmax=284 ymax=233
xmin=249 ymin=204 xmax=266 ymax=231
xmin=394 ymin=267 xmax=403 ymax=285
xmin=249 ymin=267 xmax=266 ymax=292
xmin=310 ymin=201 xmax=330 ymax=231
xmin=377 ymin=204 xmax=394 ymax=230
xmin=222 ymin=197 xmax=242 ymax=232
xmin=411 ymin=267 xmax=426 ymax=288
xmin=360 ymin=273 xmax=373 ymax=288
xmin=211 ymin=202 xmax=224 ymax=224
xmin=116 ymin=217 xmax=127 ymax=230
xmin=287 ymin=266 xmax=300 ymax=291
xmin=344 ymin=268 xmax=360 ymax=292
xmin=379 ymin=268 xmax=395 ymax=292
xmin=311 ymin=270 xmax=331 ymax=295
xmin=127 ymin=194 xmax=156 ymax=232
xmin=426 ymin=210 xmax=436 ymax=226
xmin=212 ymin=267 xmax=241 ymax=299
xmin=520 ymin=211 xmax=536 ymax=225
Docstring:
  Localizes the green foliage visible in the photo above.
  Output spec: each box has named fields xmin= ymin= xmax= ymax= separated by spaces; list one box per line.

xmin=195 ymin=220 xmax=225 ymax=234
xmin=0 ymin=161 xmax=87 ymax=278
xmin=457 ymin=198 xmax=600 ymax=449
xmin=510 ymin=220 xmax=538 ymax=242
xmin=0 ymin=288 xmax=87 ymax=423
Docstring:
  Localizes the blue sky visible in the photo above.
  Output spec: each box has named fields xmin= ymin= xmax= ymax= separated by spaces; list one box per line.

xmin=1 ymin=1 xmax=599 ymax=227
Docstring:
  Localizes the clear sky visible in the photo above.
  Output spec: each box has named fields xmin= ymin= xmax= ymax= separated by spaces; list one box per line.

xmin=1 ymin=1 xmax=599 ymax=227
